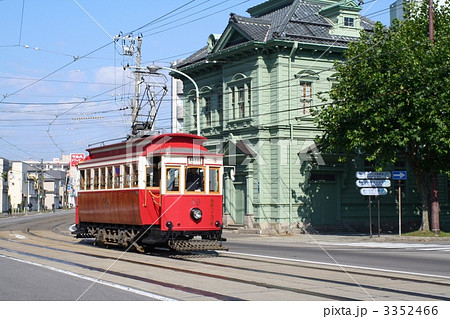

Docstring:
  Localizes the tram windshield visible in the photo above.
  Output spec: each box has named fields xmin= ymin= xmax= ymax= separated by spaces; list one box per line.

xmin=185 ymin=167 xmax=204 ymax=192
xmin=166 ymin=167 xmax=180 ymax=191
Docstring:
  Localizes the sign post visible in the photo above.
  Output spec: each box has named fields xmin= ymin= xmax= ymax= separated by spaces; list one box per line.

xmin=356 ymin=172 xmax=391 ymax=238
xmin=392 ymin=171 xmax=407 ymax=236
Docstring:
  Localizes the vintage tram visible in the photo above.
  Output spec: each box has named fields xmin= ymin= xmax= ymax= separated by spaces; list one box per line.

xmin=72 ymin=133 xmax=227 ymax=252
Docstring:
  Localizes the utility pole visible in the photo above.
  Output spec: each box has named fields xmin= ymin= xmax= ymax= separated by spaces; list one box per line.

xmin=38 ymin=159 xmax=44 ymax=212
xmin=131 ymin=36 xmax=143 ymax=134
xmin=429 ymin=0 xmax=440 ymax=235
xmin=114 ymin=33 xmax=143 ymax=136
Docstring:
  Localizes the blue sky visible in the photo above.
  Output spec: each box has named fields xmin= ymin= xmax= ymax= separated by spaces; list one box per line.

xmin=0 ymin=0 xmax=391 ymax=161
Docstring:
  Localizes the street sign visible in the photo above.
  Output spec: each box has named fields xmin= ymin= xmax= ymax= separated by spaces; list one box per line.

xmin=360 ymin=188 xmax=388 ymax=196
xmin=356 ymin=171 xmax=391 ymax=180
xmin=392 ymin=171 xmax=407 ymax=180
xmin=356 ymin=179 xmax=391 ymax=188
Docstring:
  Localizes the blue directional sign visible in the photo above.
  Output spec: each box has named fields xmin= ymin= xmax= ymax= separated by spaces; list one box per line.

xmin=392 ymin=171 xmax=407 ymax=180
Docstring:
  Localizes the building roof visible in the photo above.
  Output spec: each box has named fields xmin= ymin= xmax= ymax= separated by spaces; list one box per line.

xmin=177 ymin=0 xmax=375 ymax=68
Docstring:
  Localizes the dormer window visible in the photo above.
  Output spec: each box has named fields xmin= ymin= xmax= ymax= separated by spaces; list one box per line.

xmin=344 ymin=17 xmax=354 ymax=27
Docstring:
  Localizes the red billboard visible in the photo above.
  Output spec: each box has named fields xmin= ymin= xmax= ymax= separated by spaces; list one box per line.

xmin=70 ymin=153 xmax=85 ymax=167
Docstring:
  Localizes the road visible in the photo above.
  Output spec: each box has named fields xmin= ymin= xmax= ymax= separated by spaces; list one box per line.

xmin=223 ymin=232 xmax=450 ymax=278
xmin=1 ymin=210 xmax=449 ymax=310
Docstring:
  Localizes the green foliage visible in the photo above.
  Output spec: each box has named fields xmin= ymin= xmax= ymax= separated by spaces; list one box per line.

xmin=314 ymin=1 xmax=450 ymax=228
xmin=315 ymin=0 xmax=450 ymax=173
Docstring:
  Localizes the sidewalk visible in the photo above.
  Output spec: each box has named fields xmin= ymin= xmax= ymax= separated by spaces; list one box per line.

xmin=0 ymin=208 xmax=70 ymax=219
xmin=1 ymin=210 xmax=447 ymax=244
xmin=222 ymin=228 xmax=450 ymax=244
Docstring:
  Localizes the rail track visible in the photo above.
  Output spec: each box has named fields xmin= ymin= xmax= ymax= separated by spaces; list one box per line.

xmin=1 ymin=211 xmax=450 ymax=301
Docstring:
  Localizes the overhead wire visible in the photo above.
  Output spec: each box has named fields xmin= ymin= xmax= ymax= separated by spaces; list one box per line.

xmin=3 ymin=1 xmax=396 ymax=160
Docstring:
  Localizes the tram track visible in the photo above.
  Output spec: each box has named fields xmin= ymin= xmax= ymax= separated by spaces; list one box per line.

xmin=2 ymin=212 xmax=450 ymax=301
xmin=0 ymin=231 xmax=355 ymax=301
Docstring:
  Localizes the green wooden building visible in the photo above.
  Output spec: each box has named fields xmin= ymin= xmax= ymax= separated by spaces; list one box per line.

xmin=172 ymin=0 xmax=450 ymax=233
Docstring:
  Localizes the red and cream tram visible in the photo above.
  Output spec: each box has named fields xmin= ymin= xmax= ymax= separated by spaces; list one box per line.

xmin=72 ymin=133 xmax=226 ymax=252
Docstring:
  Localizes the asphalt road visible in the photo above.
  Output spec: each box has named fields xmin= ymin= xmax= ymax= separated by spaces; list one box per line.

xmin=0 ymin=254 xmax=160 ymax=301
xmin=223 ymin=231 xmax=450 ymax=278
xmin=1 ymin=211 xmax=449 ymax=303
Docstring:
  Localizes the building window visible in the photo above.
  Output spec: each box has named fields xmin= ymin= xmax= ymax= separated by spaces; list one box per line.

xmin=230 ymin=81 xmax=251 ymax=119
xmin=310 ymin=173 xmax=336 ymax=182
xmin=204 ymin=96 xmax=212 ymax=126
xmin=217 ymin=92 xmax=223 ymax=126
xmin=300 ymin=82 xmax=312 ymax=115
xmin=344 ymin=17 xmax=354 ymax=27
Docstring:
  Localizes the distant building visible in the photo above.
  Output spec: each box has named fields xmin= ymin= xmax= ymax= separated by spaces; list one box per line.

xmin=4 ymin=157 xmax=71 ymax=213
xmin=0 ymin=158 xmax=11 ymax=213
xmin=390 ymin=0 xmax=445 ymax=24
xmin=8 ymin=161 xmax=33 ymax=213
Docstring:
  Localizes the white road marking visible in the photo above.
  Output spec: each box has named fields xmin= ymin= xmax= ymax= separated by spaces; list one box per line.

xmin=310 ymin=241 xmax=450 ymax=251
xmin=10 ymin=234 xmax=28 ymax=240
xmin=220 ymin=250 xmax=450 ymax=280
xmin=0 ymin=253 xmax=176 ymax=301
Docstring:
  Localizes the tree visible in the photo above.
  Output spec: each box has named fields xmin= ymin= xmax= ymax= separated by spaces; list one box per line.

xmin=314 ymin=1 xmax=450 ymax=232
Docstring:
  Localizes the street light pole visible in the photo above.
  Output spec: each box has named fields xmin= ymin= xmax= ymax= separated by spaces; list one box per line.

xmin=147 ymin=65 xmax=200 ymax=136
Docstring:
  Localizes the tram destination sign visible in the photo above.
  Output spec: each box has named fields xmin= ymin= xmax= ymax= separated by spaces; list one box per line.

xmin=356 ymin=171 xmax=391 ymax=180
xmin=356 ymin=179 xmax=391 ymax=188
xmin=360 ymin=188 xmax=388 ymax=196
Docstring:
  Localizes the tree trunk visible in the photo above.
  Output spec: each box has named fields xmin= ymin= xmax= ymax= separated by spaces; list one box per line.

xmin=414 ymin=170 xmax=430 ymax=232
xmin=430 ymin=173 xmax=440 ymax=234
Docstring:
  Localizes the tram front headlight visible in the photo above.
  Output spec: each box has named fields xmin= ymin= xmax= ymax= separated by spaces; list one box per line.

xmin=190 ymin=208 xmax=203 ymax=221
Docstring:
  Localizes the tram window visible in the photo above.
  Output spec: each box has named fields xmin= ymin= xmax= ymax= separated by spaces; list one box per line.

xmin=80 ymin=170 xmax=86 ymax=190
xmin=124 ymin=165 xmax=131 ymax=188
xmin=93 ymin=168 xmax=99 ymax=189
xmin=100 ymin=167 xmax=106 ymax=189
xmin=132 ymin=163 xmax=138 ymax=187
xmin=146 ymin=165 xmax=160 ymax=187
xmin=166 ymin=168 xmax=179 ymax=192
xmin=209 ymin=167 xmax=220 ymax=193
xmin=146 ymin=156 xmax=160 ymax=188
xmin=185 ymin=167 xmax=204 ymax=192
xmin=107 ymin=167 xmax=113 ymax=189
xmin=86 ymin=169 xmax=92 ymax=189
xmin=114 ymin=166 xmax=121 ymax=188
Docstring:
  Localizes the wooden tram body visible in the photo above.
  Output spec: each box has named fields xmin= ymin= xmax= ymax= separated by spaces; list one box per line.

xmin=73 ymin=133 xmax=226 ymax=252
